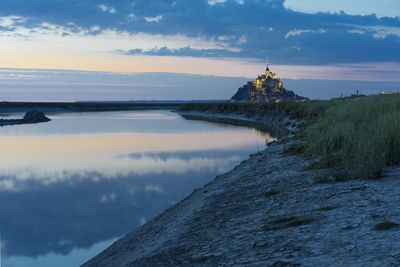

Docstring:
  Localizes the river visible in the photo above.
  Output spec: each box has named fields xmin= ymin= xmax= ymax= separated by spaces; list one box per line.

xmin=0 ymin=110 xmax=272 ymax=266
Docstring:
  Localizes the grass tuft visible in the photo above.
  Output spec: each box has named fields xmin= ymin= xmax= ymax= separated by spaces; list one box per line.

xmin=373 ymin=220 xmax=400 ymax=230
xmin=317 ymin=205 xmax=338 ymax=212
xmin=263 ymin=190 xmax=280 ymax=198
xmin=282 ymin=143 xmax=305 ymax=155
xmin=263 ymin=216 xmax=314 ymax=231
xmin=313 ymin=176 xmax=335 ymax=184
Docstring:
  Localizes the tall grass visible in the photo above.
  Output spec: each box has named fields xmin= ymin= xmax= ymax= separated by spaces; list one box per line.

xmin=179 ymin=99 xmax=337 ymax=119
xmin=305 ymin=95 xmax=400 ymax=179
xmin=181 ymin=95 xmax=400 ymax=179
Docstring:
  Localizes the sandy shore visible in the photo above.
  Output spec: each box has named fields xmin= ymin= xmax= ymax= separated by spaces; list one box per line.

xmin=83 ymin=111 xmax=400 ymax=266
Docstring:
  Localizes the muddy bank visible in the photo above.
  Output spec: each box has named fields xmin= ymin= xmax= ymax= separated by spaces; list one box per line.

xmin=83 ymin=110 xmax=400 ymax=266
xmin=178 ymin=111 xmax=293 ymax=138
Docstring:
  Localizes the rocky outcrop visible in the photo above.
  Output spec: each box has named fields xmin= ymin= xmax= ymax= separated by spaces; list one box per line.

xmin=0 ymin=111 xmax=51 ymax=126
xmin=22 ymin=111 xmax=51 ymax=123
xmin=231 ymin=66 xmax=307 ymax=103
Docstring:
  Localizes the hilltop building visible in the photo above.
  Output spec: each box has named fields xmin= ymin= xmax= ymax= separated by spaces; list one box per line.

xmin=230 ymin=65 xmax=307 ymax=103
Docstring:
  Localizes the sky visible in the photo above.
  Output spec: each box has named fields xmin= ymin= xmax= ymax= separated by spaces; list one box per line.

xmin=1 ymin=69 xmax=399 ymax=101
xmin=0 ymin=0 xmax=399 ymax=81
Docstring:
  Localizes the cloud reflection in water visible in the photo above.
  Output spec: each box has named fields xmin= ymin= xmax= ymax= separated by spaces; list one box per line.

xmin=0 ymin=110 xmax=271 ymax=267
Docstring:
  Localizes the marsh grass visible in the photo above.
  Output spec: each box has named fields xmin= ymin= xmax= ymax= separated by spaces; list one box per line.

xmin=305 ymin=95 xmax=400 ymax=179
xmin=179 ymin=100 xmax=336 ymax=119
xmin=181 ymin=94 xmax=400 ymax=179
xmin=317 ymin=205 xmax=338 ymax=212
xmin=282 ymin=143 xmax=305 ymax=155
xmin=313 ymin=176 xmax=336 ymax=184
xmin=373 ymin=220 xmax=400 ymax=230
xmin=263 ymin=216 xmax=314 ymax=231
xmin=263 ymin=190 xmax=280 ymax=198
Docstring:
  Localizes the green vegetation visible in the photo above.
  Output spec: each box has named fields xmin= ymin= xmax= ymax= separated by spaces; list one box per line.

xmin=181 ymin=94 xmax=400 ymax=180
xmin=317 ymin=205 xmax=338 ymax=212
xmin=263 ymin=190 xmax=280 ymax=198
xmin=313 ymin=176 xmax=336 ymax=184
xmin=180 ymin=100 xmax=333 ymax=119
xmin=263 ymin=216 xmax=314 ymax=231
xmin=305 ymin=95 xmax=400 ymax=179
xmin=373 ymin=220 xmax=400 ymax=230
xmin=282 ymin=143 xmax=305 ymax=155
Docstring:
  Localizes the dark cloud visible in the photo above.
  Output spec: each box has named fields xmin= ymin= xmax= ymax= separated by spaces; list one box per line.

xmin=125 ymin=46 xmax=241 ymax=58
xmin=0 ymin=0 xmax=399 ymax=64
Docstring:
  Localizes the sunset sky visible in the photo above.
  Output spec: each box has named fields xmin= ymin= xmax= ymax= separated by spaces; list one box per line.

xmin=0 ymin=0 xmax=399 ymax=81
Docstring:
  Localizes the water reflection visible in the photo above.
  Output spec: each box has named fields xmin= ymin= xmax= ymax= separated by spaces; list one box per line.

xmin=0 ymin=111 xmax=273 ymax=267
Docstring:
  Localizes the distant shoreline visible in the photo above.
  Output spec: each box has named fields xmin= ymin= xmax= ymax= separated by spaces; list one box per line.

xmin=0 ymin=100 xmax=228 ymax=127
xmin=0 ymin=101 xmax=194 ymax=114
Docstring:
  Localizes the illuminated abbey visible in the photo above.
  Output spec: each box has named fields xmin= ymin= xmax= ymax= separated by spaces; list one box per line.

xmin=230 ymin=65 xmax=306 ymax=103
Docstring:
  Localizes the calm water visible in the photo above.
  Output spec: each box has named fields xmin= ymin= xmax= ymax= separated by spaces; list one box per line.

xmin=0 ymin=110 xmax=273 ymax=267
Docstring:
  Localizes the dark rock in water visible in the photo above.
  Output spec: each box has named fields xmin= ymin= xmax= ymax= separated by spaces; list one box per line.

xmin=22 ymin=111 xmax=51 ymax=123
xmin=0 ymin=111 xmax=51 ymax=126
xmin=231 ymin=65 xmax=308 ymax=103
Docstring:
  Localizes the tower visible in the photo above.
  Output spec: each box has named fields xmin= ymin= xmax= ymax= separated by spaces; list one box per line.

xmin=265 ymin=64 xmax=275 ymax=79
